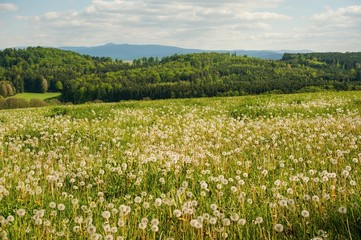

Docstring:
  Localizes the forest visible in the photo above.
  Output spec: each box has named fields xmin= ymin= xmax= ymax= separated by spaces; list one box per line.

xmin=0 ymin=47 xmax=360 ymax=103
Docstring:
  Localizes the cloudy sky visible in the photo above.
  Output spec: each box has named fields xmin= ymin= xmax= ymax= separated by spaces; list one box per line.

xmin=1 ymin=0 xmax=360 ymax=51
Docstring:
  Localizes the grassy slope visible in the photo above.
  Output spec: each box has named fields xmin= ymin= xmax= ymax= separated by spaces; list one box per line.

xmin=0 ymin=91 xmax=360 ymax=240
xmin=8 ymin=92 xmax=61 ymax=101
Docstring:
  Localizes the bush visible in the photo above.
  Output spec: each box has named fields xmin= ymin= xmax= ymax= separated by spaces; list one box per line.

xmin=29 ymin=98 xmax=48 ymax=108
xmin=297 ymin=86 xmax=324 ymax=93
xmin=0 ymin=81 xmax=16 ymax=97
xmin=0 ymin=97 xmax=6 ymax=109
xmin=5 ymin=98 xmax=29 ymax=109
xmin=93 ymin=99 xmax=104 ymax=104
xmin=47 ymin=99 xmax=62 ymax=105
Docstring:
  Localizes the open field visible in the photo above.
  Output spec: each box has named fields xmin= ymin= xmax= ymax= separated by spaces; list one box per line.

xmin=8 ymin=92 xmax=61 ymax=101
xmin=0 ymin=91 xmax=360 ymax=239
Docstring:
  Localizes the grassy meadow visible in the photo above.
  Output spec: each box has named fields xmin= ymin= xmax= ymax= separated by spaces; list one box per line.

xmin=8 ymin=92 xmax=61 ymax=101
xmin=0 ymin=91 xmax=360 ymax=239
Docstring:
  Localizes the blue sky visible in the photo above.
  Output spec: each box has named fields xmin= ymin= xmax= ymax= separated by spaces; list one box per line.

xmin=1 ymin=0 xmax=360 ymax=51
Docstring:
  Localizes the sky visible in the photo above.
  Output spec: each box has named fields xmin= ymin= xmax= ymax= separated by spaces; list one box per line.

xmin=0 ymin=0 xmax=360 ymax=51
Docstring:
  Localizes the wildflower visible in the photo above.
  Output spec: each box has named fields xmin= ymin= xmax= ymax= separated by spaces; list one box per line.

xmin=73 ymin=226 xmax=81 ymax=233
xmin=105 ymin=235 xmax=114 ymax=240
xmin=7 ymin=215 xmax=14 ymax=222
xmin=102 ymin=211 xmax=111 ymax=219
xmin=49 ymin=202 xmax=56 ymax=208
xmin=279 ymin=199 xmax=288 ymax=207
xmin=274 ymin=223 xmax=284 ymax=233
xmin=134 ymin=196 xmax=142 ymax=204
xmin=255 ymin=217 xmax=263 ymax=224
xmin=72 ymin=198 xmax=79 ymax=206
xmin=312 ymin=195 xmax=319 ymax=202
xmin=210 ymin=204 xmax=218 ymax=211
xmin=141 ymin=217 xmax=148 ymax=225
xmin=151 ymin=219 xmax=159 ymax=226
xmin=303 ymin=195 xmax=311 ymax=201
xmin=190 ymin=219 xmax=200 ymax=228
xmin=341 ymin=170 xmax=349 ymax=177
xmin=16 ymin=208 xmax=26 ymax=217
xmin=57 ymin=204 xmax=66 ymax=211
xmin=301 ymin=210 xmax=310 ymax=218
xmin=238 ymin=180 xmax=245 ymax=185
xmin=338 ymin=206 xmax=347 ymax=214
xmin=154 ymin=198 xmax=162 ymax=207
xmin=87 ymin=225 xmax=96 ymax=234
xmin=173 ymin=209 xmax=182 ymax=218
xmin=159 ymin=178 xmax=165 ymax=184
xmin=118 ymin=219 xmax=125 ymax=227
xmin=35 ymin=218 xmax=42 ymax=225
xmin=44 ymin=220 xmax=51 ymax=227
xmin=222 ymin=218 xmax=231 ymax=226
xmin=209 ymin=217 xmax=217 ymax=225
xmin=200 ymin=181 xmax=208 ymax=189
xmin=237 ymin=218 xmax=246 ymax=225
xmin=74 ymin=216 xmax=83 ymax=224
xmin=150 ymin=225 xmax=159 ymax=232
xmin=138 ymin=222 xmax=147 ymax=230
xmin=230 ymin=213 xmax=240 ymax=222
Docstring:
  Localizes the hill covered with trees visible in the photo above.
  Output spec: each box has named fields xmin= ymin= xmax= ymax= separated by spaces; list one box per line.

xmin=0 ymin=47 xmax=360 ymax=103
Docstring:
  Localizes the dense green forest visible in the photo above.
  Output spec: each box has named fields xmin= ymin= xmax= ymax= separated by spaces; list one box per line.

xmin=0 ymin=47 xmax=360 ymax=103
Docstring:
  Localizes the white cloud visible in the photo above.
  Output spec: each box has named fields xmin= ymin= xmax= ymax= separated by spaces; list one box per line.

xmin=9 ymin=0 xmax=358 ymax=51
xmin=12 ymin=0 xmax=292 ymax=49
xmin=312 ymin=5 xmax=361 ymax=29
xmin=0 ymin=3 xmax=18 ymax=12
xmin=16 ymin=15 xmax=40 ymax=22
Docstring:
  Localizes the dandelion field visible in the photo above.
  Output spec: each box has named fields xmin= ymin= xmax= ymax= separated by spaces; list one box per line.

xmin=0 ymin=91 xmax=360 ymax=239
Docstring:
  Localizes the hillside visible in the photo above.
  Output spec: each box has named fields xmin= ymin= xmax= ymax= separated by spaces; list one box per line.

xmin=60 ymin=43 xmax=288 ymax=60
xmin=1 ymin=91 xmax=360 ymax=239
xmin=0 ymin=47 xmax=360 ymax=103
xmin=0 ymin=47 xmax=125 ymax=93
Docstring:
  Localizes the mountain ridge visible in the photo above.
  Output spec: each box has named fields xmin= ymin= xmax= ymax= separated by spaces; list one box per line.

xmin=59 ymin=43 xmax=313 ymax=60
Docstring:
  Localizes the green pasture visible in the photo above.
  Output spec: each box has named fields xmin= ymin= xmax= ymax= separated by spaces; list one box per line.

xmin=9 ymin=92 xmax=61 ymax=101
xmin=0 ymin=91 xmax=360 ymax=240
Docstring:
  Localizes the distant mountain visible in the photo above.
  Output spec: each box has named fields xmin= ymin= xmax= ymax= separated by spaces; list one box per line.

xmin=60 ymin=43 xmax=204 ymax=60
xmin=60 ymin=43 xmax=312 ymax=60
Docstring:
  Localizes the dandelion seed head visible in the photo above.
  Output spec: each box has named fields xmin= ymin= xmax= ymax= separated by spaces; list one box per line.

xmin=338 ymin=206 xmax=347 ymax=214
xmin=301 ymin=210 xmax=310 ymax=218
xmin=150 ymin=224 xmax=159 ymax=232
xmin=57 ymin=204 xmax=65 ymax=211
xmin=255 ymin=217 xmax=263 ymax=224
xmin=274 ymin=223 xmax=284 ymax=232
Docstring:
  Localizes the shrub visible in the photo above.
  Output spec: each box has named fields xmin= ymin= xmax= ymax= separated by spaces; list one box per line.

xmin=5 ymin=98 xmax=29 ymax=109
xmin=0 ymin=96 xmax=6 ymax=109
xmin=47 ymin=99 xmax=62 ymax=105
xmin=29 ymin=98 xmax=48 ymax=108
xmin=0 ymin=81 xmax=16 ymax=97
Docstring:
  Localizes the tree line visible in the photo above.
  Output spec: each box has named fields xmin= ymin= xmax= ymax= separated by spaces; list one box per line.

xmin=0 ymin=47 xmax=360 ymax=103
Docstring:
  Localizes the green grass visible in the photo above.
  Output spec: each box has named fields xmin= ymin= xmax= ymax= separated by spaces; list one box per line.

xmin=8 ymin=92 xmax=61 ymax=101
xmin=0 ymin=91 xmax=360 ymax=240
